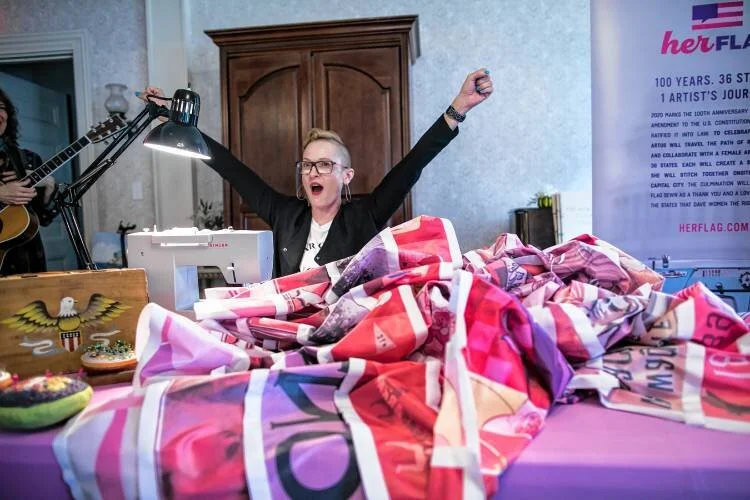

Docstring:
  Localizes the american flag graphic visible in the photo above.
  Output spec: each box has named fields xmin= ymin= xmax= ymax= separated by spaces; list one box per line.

xmin=692 ymin=1 xmax=744 ymax=30
xmin=60 ymin=331 xmax=81 ymax=352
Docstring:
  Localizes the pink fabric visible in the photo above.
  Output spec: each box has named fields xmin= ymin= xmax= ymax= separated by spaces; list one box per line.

xmin=94 ymin=408 xmax=127 ymax=500
xmin=145 ymin=374 xmax=250 ymax=498
xmin=134 ymin=304 xmax=251 ymax=387
xmin=54 ymin=387 xmax=143 ymax=500
xmin=6 ymin=384 xmax=746 ymax=500
xmin=53 ymin=215 xmax=750 ymax=500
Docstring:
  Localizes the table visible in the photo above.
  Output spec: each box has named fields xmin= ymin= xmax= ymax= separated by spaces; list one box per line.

xmin=1 ymin=386 xmax=748 ymax=499
xmin=495 ymin=400 xmax=750 ymax=499
xmin=0 ymin=384 xmax=131 ymax=499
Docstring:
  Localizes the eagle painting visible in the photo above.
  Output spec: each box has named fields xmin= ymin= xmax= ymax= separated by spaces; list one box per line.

xmin=1 ymin=294 xmax=130 ymax=354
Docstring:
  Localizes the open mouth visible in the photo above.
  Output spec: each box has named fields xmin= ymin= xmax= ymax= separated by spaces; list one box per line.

xmin=310 ymin=182 xmax=323 ymax=196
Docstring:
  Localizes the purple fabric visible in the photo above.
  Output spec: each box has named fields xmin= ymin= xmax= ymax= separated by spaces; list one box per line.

xmin=0 ymin=384 xmax=131 ymax=499
xmin=495 ymin=399 xmax=750 ymax=500
xmin=1 ymin=387 xmax=748 ymax=499
xmin=0 ymin=422 xmax=68 ymax=498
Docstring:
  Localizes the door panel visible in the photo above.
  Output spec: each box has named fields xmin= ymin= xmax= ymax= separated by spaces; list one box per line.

xmin=227 ymin=52 xmax=310 ymax=230
xmin=312 ymin=47 xmax=405 ymax=225
xmin=241 ymin=212 xmax=271 ymax=231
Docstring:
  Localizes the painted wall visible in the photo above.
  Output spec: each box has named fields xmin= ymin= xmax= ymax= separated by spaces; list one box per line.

xmin=0 ymin=0 xmax=592 ymax=252
xmin=186 ymin=0 xmax=592 ymax=250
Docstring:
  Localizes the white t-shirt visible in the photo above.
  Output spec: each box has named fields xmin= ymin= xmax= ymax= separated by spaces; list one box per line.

xmin=299 ymin=219 xmax=332 ymax=272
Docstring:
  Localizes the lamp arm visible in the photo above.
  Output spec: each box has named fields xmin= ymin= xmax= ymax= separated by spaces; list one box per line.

xmin=61 ymin=102 xmax=167 ymax=205
xmin=54 ymin=101 xmax=169 ymax=269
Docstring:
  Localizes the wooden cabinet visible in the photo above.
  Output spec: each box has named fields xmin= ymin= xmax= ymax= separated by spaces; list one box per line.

xmin=206 ymin=16 xmax=420 ymax=230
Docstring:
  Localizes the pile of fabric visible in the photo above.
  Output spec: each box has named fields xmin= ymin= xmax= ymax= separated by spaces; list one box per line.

xmin=55 ymin=216 xmax=750 ymax=499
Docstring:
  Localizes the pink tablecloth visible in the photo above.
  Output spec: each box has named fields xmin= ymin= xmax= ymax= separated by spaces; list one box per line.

xmin=1 ymin=385 xmax=748 ymax=499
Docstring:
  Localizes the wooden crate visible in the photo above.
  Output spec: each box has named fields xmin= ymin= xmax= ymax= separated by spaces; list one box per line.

xmin=0 ymin=269 xmax=148 ymax=379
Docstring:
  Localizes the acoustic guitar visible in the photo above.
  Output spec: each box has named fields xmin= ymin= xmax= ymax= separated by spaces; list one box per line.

xmin=0 ymin=115 xmax=127 ymax=270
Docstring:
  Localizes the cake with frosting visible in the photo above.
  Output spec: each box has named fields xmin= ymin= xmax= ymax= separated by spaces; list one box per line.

xmin=81 ymin=339 xmax=137 ymax=372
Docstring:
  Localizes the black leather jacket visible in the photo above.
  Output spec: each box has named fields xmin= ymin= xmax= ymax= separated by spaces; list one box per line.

xmin=202 ymin=115 xmax=458 ymax=277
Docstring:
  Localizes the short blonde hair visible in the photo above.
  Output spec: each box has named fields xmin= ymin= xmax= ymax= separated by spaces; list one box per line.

xmin=303 ymin=128 xmax=351 ymax=167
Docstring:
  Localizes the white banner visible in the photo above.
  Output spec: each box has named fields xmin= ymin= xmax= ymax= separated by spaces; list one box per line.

xmin=592 ymin=0 xmax=750 ymax=264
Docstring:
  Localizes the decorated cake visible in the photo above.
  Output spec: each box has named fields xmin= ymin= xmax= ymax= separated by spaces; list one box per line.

xmin=0 ymin=375 xmax=92 ymax=430
xmin=81 ymin=340 xmax=137 ymax=372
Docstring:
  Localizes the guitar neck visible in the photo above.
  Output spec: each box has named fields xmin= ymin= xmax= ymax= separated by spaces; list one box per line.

xmin=25 ymin=136 xmax=92 ymax=187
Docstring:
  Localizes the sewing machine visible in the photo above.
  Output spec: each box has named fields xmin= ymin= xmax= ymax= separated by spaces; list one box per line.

xmin=127 ymin=227 xmax=273 ymax=315
xmin=650 ymin=256 xmax=750 ymax=313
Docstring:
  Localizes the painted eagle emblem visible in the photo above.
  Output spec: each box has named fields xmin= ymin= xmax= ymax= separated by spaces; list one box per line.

xmin=1 ymin=294 xmax=130 ymax=335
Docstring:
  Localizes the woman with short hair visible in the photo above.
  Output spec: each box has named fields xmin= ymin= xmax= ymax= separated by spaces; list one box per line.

xmin=142 ymin=68 xmax=492 ymax=277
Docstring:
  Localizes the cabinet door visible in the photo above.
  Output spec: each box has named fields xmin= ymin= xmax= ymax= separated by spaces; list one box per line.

xmin=311 ymin=46 xmax=408 ymax=226
xmin=226 ymin=51 xmax=311 ymax=230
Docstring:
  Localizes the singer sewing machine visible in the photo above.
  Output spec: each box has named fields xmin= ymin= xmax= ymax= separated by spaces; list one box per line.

xmin=650 ymin=256 xmax=750 ymax=313
xmin=127 ymin=227 xmax=273 ymax=315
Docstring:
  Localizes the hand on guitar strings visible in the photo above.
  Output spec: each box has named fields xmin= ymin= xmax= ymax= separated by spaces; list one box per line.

xmin=0 ymin=171 xmax=36 ymax=205
xmin=26 ymin=169 xmax=56 ymax=203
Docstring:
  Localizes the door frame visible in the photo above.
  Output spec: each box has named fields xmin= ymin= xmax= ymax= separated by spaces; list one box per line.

xmin=0 ymin=30 xmax=98 ymax=248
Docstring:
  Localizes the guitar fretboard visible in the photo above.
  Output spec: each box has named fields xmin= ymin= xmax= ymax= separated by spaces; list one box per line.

xmin=26 ymin=136 xmax=91 ymax=187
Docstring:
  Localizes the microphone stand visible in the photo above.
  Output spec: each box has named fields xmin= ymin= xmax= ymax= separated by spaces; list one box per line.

xmin=55 ymin=101 xmax=169 ymax=270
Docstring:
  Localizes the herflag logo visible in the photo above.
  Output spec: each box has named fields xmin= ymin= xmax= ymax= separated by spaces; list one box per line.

xmin=692 ymin=1 xmax=744 ymax=30
xmin=661 ymin=0 xmax=749 ymax=53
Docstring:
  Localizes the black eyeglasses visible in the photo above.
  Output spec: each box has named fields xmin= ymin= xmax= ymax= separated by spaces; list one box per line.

xmin=296 ymin=160 xmax=348 ymax=175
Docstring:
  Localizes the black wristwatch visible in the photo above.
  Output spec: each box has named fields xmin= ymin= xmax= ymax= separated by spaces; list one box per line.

xmin=445 ymin=105 xmax=466 ymax=123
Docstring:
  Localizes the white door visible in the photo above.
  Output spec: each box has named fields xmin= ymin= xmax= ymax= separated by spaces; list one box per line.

xmin=0 ymin=71 xmax=78 ymax=270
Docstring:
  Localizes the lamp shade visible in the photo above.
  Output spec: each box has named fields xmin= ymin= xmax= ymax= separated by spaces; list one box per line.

xmin=143 ymin=88 xmax=211 ymax=160
xmin=144 ymin=121 xmax=210 ymax=159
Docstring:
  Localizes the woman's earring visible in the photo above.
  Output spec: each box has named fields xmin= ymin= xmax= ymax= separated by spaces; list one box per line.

xmin=344 ymin=183 xmax=352 ymax=203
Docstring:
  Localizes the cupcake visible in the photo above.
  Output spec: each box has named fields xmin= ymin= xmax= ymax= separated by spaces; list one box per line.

xmin=81 ymin=339 xmax=137 ymax=372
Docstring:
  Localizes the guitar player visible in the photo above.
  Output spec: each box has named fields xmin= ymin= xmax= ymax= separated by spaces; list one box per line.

xmin=0 ymin=88 xmax=58 ymax=275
